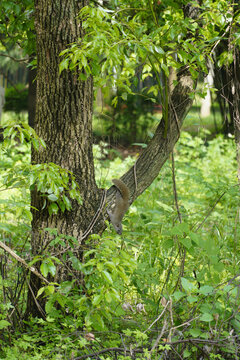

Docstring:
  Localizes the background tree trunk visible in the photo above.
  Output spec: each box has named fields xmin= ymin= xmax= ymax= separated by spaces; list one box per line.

xmin=200 ymin=64 xmax=214 ymax=118
xmin=26 ymin=0 xmax=102 ymax=318
xmin=27 ymin=63 xmax=36 ymax=128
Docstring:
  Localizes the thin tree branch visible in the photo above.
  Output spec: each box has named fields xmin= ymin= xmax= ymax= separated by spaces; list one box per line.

xmin=0 ymin=240 xmax=50 ymax=285
xmin=0 ymin=53 xmax=28 ymax=63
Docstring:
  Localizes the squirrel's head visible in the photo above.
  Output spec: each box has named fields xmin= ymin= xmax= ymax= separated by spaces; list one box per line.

xmin=113 ymin=222 xmax=122 ymax=235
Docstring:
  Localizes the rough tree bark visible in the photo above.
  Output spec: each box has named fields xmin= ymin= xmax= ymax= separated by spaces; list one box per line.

xmin=26 ymin=0 xmax=103 ymax=317
xmin=26 ymin=1 xmax=198 ymax=318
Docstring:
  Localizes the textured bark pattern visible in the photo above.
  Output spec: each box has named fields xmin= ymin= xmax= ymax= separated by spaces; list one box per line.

xmin=32 ymin=0 xmax=102 ymax=246
xmin=27 ymin=0 xmax=103 ymax=316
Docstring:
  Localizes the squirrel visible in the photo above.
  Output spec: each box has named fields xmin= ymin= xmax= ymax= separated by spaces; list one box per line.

xmin=107 ymin=178 xmax=130 ymax=235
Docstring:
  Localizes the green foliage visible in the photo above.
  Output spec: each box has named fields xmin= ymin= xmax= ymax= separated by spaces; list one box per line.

xmin=4 ymin=84 xmax=28 ymax=113
xmin=29 ymin=162 xmax=82 ymax=215
xmin=34 ymin=232 xmax=136 ymax=329
xmin=0 ymin=0 xmax=35 ymax=55
xmin=1 ymin=126 xmax=239 ymax=358
xmin=60 ymin=0 xmax=240 ymax=144
xmin=60 ymin=1 xmax=208 ymax=88
xmin=59 ymin=0 xmax=235 ymax=104
xmin=1 ymin=119 xmax=82 ymax=221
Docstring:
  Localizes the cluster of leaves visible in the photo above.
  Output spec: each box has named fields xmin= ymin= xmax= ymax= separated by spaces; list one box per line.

xmin=1 ymin=119 xmax=82 ymax=218
xmin=59 ymin=0 xmax=234 ymax=103
xmin=36 ymin=232 xmax=135 ymax=330
xmin=0 ymin=0 xmax=35 ymax=55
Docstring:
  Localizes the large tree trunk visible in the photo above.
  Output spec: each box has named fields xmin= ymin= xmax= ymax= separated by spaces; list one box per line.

xmin=26 ymin=0 xmax=102 ymax=318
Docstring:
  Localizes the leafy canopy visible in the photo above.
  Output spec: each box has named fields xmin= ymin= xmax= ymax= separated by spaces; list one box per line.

xmin=60 ymin=0 xmax=234 ymax=101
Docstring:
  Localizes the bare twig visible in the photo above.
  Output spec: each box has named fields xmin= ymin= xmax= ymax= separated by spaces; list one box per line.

xmin=0 ymin=52 xmax=28 ymax=63
xmin=26 ymin=278 xmax=46 ymax=319
xmin=74 ymin=336 xmax=236 ymax=360
xmin=133 ymin=161 xmax=138 ymax=194
xmin=149 ymin=318 xmax=168 ymax=357
xmin=194 ymin=190 xmax=226 ymax=231
xmin=170 ymin=98 xmax=180 ymax=135
xmin=171 ymin=152 xmax=182 ymax=223
xmin=0 ymin=240 xmax=50 ymax=285
xmin=81 ymin=189 xmax=107 ymax=240
xmin=144 ymin=300 xmax=170 ymax=333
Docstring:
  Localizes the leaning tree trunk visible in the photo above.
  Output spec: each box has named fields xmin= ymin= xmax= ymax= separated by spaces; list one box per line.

xmin=26 ymin=0 xmax=102 ymax=318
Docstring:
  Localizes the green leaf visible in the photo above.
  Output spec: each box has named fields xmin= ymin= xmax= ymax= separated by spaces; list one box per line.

xmin=183 ymin=349 xmax=191 ymax=358
xmin=179 ymin=237 xmax=192 ymax=249
xmin=32 ymin=138 xmax=40 ymax=150
xmin=0 ymin=320 xmax=11 ymax=329
xmin=154 ymin=46 xmax=165 ymax=55
xmin=169 ymin=223 xmax=189 ymax=236
xmin=121 ymin=92 xmax=128 ymax=100
xmin=105 ymin=291 xmax=113 ymax=303
xmin=59 ymin=58 xmax=69 ymax=75
xmin=62 ymin=194 xmax=72 ymax=210
xmin=90 ymin=313 xmax=105 ymax=331
xmin=40 ymin=263 xmax=48 ymax=277
xmin=200 ymin=313 xmax=213 ymax=322
xmin=173 ymin=291 xmax=185 ymax=301
xmin=156 ymin=200 xmax=173 ymax=212
xmin=92 ymin=294 xmax=102 ymax=306
xmin=48 ymin=203 xmax=59 ymax=216
xmin=189 ymin=328 xmax=202 ymax=338
xmin=70 ymin=256 xmax=83 ymax=271
xmin=48 ymin=264 xmax=56 ymax=276
xmin=181 ymin=278 xmax=197 ymax=292
xmin=37 ymin=287 xmax=46 ymax=298
xmin=187 ymin=295 xmax=198 ymax=303
xmin=161 ymin=63 xmax=169 ymax=77
xmin=189 ymin=232 xmax=201 ymax=246
xmin=102 ymin=270 xmax=113 ymax=284
xmin=58 ymin=200 xmax=66 ymax=213
xmin=198 ymin=285 xmax=214 ymax=295
xmin=48 ymin=193 xmax=58 ymax=202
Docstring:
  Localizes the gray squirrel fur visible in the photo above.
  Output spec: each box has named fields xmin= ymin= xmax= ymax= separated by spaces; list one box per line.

xmin=107 ymin=178 xmax=130 ymax=235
